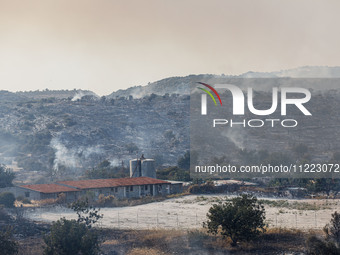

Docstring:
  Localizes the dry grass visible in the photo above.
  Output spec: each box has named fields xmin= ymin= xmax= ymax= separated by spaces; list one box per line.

xmin=127 ymin=247 xmax=169 ymax=255
xmin=18 ymin=237 xmax=44 ymax=255
xmin=95 ymin=193 xmax=189 ymax=208
xmin=15 ymin=227 xmax=312 ymax=255
xmin=99 ymin=227 xmax=309 ymax=254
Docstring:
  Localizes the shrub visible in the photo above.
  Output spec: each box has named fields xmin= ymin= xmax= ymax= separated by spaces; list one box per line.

xmin=305 ymin=211 xmax=340 ymax=255
xmin=16 ymin=195 xmax=24 ymax=202
xmin=69 ymin=198 xmax=103 ymax=228
xmin=0 ymin=192 xmax=15 ymax=208
xmin=324 ymin=211 xmax=340 ymax=244
xmin=0 ymin=165 xmax=15 ymax=188
xmin=56 ymin=193 xmax=66 ymax=204
xmin=17 ymin=195 xmax=31 ymax=204
xmin=306 ymin=236 xmax=340 ymax=255
xmin=43 ymin=218 xmax=100 ymax=255
xmin=22 ymin=198 xmax=31 ymax=204
xmin=156 ymin=166 xmax=191 ymax=181
xmin=204 ymin=194 xmax=266 ymax=246
xmin=0 ymin=206 xmax=11 ymax=222
xmin=97 ymin=194 xmax=115 ymax=207
xmin=0 ymin=228 xmax=18 ymax=255
xmin=188 ymin=182 xmax=216 ymax=194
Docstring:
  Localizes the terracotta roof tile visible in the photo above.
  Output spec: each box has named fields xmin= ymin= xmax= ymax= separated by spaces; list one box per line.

xmin=58 ymin=177 xmax=170 ymax=189
xmin=20 ymin=183 xmax=79 ymax=193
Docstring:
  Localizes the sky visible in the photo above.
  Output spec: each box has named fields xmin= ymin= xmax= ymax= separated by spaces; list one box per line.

xmin=1 ymin=0 xmax=340 ymax=96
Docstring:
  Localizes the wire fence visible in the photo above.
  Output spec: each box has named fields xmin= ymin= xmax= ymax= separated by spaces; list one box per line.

xmin=96 ymin=209 xmax=332 ymax=230
xmin=26 ymin=204 xmax=338 ymax=231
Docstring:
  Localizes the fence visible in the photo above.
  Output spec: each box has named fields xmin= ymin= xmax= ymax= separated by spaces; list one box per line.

xmin=26 ymin=204 xmax=338 ymax=231
xmin=96 ymin=209 xmax=332 ymax=230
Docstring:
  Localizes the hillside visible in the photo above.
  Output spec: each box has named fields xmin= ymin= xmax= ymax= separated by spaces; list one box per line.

xmin=0 ymin=66 xmax=339 ymax=184
xmin=108 ymin=66 xmax=340 ymax=98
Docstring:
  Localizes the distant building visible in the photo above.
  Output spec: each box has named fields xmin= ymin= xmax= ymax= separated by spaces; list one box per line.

xmin=13 ymin=184 xmax=79 ymax=202
xmin=15 ymin=177 xmax=182 ymax=202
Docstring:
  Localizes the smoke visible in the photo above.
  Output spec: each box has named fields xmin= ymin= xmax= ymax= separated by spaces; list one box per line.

xmin=50 ymin=137 xmax=104 ymax=173
xmin=71 ymin=91 xmax=85 ymax=101
xmin=71 ymin=91 xmax=99 ymax=101
xmin=222 ymin=128 xmax=245 ymax=150
xmin=109 ymin=158 xmax=120 ymax=167
xmin=50 ymin=137 xmax=78 ymax=171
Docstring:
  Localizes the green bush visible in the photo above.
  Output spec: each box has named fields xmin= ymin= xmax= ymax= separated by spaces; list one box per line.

xmin=43 ymin=218 xmax=100 ymax=255
xmin=204 ymin=194 xmax=266 ymax=246
xmin=0 ymin=192 xmax=15 ymax=208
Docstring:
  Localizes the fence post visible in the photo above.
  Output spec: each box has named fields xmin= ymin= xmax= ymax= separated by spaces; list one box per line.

xmin=315 ymin=211 xmax=317 ymax=228
xmin=276 ymin=214 xmax=277 ymax=227
xmin=295 ymin=214 xmax=297 ymax=228
xmin=118 ymin=211 xmax=120 ymax=228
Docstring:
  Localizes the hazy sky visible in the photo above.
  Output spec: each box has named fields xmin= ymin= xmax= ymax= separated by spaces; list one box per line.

xmin=1 ymin=0 xmax=340 ymax=95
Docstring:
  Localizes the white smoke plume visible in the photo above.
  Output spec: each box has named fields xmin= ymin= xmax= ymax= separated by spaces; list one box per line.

xmin=71 ymin=91 xmax=85 ymax=101
xmin=109 ymin=158 xmax=120 ymax=167
xmin=50 ymin=137 xmax=104 ymax=173
xmin=222 ymin=128 xmax=245 ymax=150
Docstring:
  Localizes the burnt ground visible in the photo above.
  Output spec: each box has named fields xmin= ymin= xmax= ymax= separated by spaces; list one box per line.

xmin=17 ymin=227 xmax=311 ymax=255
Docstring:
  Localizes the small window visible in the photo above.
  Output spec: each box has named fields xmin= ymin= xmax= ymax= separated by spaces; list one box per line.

xmin=145 ymin=185 xmax=148 ymax=190
xmin=126 ymin=186 xmax=129 ymax=192
xmin=130 ymin=186 xmax=133 ymax=192
xmin=114 ymin=187 xmax=118 ymax=193
xmin=25 ymin=192 xmax=30 ymax=198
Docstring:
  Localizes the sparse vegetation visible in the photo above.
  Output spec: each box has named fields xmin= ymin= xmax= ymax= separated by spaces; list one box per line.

xmin=188 ymin=181 xmax=239 ymax=194
xmin=306 ymin=235 xmax=340 ymax=255
xmin=0 ymin=228 xmax=18 ymax=255
xmin=305 ymin=211 xmax=340 ymax=254
xmin=85 ymin=160 xmax=129 ymax=179
xmin=16 ymin=195 xmax=31 ymax=204
xmin=69 ymin=198 xmax=103 ymax=227
xmin=260 ymin=199 xmax=332 ymax=210
xmin=15 ymin=227 xmax=313 ymax=255
xmin=156 ymin=166 xmax=191 ymax=181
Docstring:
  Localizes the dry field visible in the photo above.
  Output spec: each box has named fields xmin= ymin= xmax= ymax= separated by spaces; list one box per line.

xmin=24 ymin=195 xmax=340 ymax=230
xmin=18 ymin=228 xmax=310 ymax=255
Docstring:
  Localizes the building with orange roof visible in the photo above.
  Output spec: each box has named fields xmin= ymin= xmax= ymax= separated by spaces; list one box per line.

xmin=14 ymin=176 xmax=182 ymax=201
